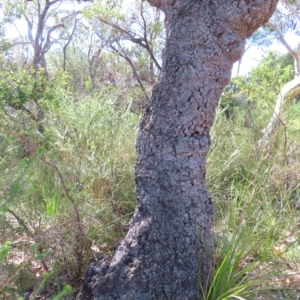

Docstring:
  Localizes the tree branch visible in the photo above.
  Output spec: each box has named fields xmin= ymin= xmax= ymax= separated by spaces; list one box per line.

xmin=267 ymin=21 xmax=300 ymax=75
xmin=39 ymin=158 xmax=84 ymax=274
xmin=110 ymin=42 xmax=149 ymax=100
xmin=63 ymin=18 xmax=78 ymax=71
xmin=97 ymin=14 xmax=161 ymax=70
xmin=25 ymin=16 xmax=35 ymax=47
xmin=42 ymin=23 xmax=65 ymax=53
xmin=140 ymin=1 xmax=162 ymax=71
xmin=49 ymin=0 xmax=62 ymax=5
xmin=260 ymin=75 xmax=300 ymax=142
xmin=42 ymin=11 xmax=81 ymax=53
xmin=9 ymin=42 xmax=32 ymax=48
xmin=267 ymin=21 xmax=296 ymax=56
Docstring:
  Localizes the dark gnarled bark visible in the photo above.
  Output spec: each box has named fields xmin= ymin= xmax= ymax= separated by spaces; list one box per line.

xmin=83 ymin=1 xmax=278 ymax=299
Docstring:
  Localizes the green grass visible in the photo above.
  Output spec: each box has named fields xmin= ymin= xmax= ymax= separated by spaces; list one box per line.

xmin=1 ymin=72 xmax=300 ymax=299
xmin=204 ymin=105 xmax=300 ymax=299
xmin=0 ymin=87 xmax=139 ymax=298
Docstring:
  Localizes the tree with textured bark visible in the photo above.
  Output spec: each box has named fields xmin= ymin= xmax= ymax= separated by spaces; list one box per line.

xmin=259 ymin=0 xmax=300 ymax=144
xmin=82 ymin=0 xmax=278 ymax=299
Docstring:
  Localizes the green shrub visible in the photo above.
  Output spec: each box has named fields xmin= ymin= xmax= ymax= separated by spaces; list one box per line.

xmin=0 ymin=72 xmax=139 ymax=297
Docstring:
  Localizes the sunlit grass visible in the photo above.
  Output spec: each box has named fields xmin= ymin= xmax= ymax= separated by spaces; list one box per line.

xmin=204 ymin=104 xmax=300 ymax=299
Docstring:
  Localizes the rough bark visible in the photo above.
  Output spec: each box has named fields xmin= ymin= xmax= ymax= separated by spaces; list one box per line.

xmin=83 ymin=1 xmax=278 ymax=299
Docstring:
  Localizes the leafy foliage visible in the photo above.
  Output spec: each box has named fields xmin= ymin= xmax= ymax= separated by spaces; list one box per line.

xmin=0 ymin=69 xmax=138 ymax=298
xmin=204 ymin=51 xmax=300 ymax=299
xmin=220 ymin=52 xmax=295 ymax=129
xmin=0 ymin=68 xmax=46 ymax=109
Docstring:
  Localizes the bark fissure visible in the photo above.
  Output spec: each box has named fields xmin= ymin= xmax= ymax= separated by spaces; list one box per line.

xmin=82 ymin=1 xmax=278 ymax=299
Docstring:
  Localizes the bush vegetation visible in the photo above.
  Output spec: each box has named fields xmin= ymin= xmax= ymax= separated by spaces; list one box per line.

xmin=0 ymin=67 xmax=139 ymax=299
xmin=0 ymin=52 xmax=300 ymax=299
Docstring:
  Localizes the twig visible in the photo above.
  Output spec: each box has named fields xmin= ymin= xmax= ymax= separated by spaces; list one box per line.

xmin=260 ymin=98 xmax=288 ymax=165
xmin=8 ymin=209 xmax=30 ymax=234
xmin=7 ymin=209 xmax=50 ymax=272
xmin=0 ymin=262 xmax=29 ymax=293
xmin=39 ymin=158 xmax=84 ymax=275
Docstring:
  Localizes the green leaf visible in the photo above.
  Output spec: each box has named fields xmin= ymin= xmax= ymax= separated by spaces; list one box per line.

xmin=0 ymin=241 xmax=11 ymax=264
xmin=0 ymin=206 xmax=9 ymax=213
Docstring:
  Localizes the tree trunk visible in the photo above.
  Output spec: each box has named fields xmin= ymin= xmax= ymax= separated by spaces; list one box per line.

xmin=82 ymin=1 xmax=278 ymax=299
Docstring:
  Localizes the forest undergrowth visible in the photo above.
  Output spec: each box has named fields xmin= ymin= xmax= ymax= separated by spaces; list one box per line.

xmin=1 ymin=53 xmax=300 ymax=299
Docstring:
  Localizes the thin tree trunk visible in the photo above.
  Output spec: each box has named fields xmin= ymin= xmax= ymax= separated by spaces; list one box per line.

xmin=82 ymin=1 xmax=278 ymax=299
xmin=260 ymin=75 xmax=300 ymax=144
xmin=260 ymin=20 xmax=300 ymax=144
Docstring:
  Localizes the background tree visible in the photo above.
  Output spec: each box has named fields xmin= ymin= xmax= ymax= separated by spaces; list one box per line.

xmin=84 ymin=0 xmax=164 ymax=107
xmin=2 ymin=0 xmax=83 ymax=73
xmin=221 ymin=52 xmax=294 ymax=130
xmin=258 ymin=0 xmax=300 ymax=142
xmin=0 ymin=0 xmax=86 ymax=136
xmin=82 ymin=0 xmax=278 ymax=299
